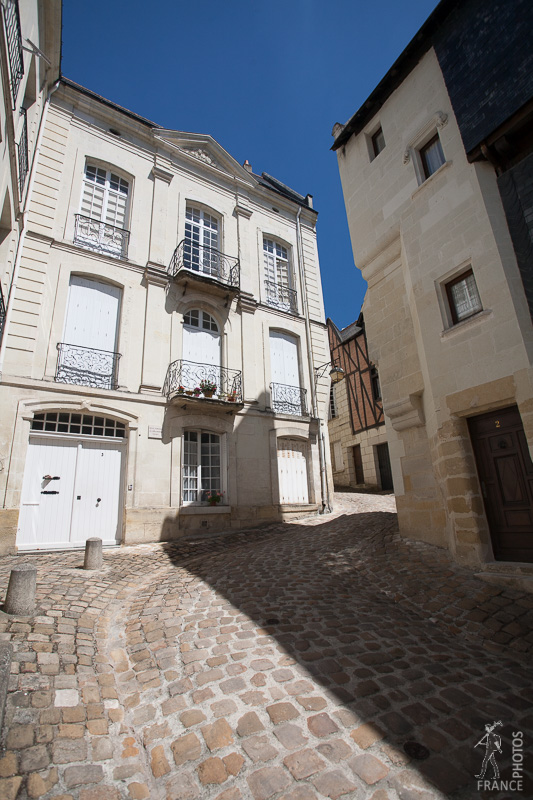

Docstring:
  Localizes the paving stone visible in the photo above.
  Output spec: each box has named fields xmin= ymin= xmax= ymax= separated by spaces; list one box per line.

xmin=236 ymin=711 xmax=264 ymax=737
xmin=279 ymin=788 xmax=318 ymax=800
xmin=349 ymin=753 xmax=389 ymax=785
xmin=266 ymin=702 xmax=298 ymax=724
xmin=180 ymin=710 xmax=206 ymax=727
xmin=195 ymin=756 xmax=227 ymax=786
xmin=171 ymin=733 xmax=202 ymax=766
xmin=307 ymin=712 xmax=339 ymax=738
xmin=312 ymin=769 xmax=357 ymax=799
xmin=214 ymin=788 xmax=241 ymax=800
xmin=0 ymin=777 xmax=23 ymax=800
xmin=211 ymin=699 xmax=237 ymax=718
xmin=242 ymin=734 xmax=278 ymax=763
xmin=165 ymin=769 xmax=200 ymax=799
xmin=284 ymin=747 xmax=327 ymax=779
xmin=202 ymin=718 xmax=234 ymax=751
xmin=247 ymin=765 xmax=292 ymax=800
xmin=64 ymin=764 xmax=104 ymax=788
xmin=317 ymin=738 xmax=353 ymax=762
xmin=274 ymin=722 xmax=309 ymax=750
xmin=223 ymin=752 xmax=245 ymax=776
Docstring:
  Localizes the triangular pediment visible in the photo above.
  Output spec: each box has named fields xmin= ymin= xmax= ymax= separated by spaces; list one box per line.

xmin=153 ymin=130 xmax=254 ymax=182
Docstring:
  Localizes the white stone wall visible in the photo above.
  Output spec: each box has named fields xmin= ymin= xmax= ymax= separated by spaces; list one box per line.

xmin=0 ymin=81 xmax=331 ymax=551
xmin=335 ymin=48 xmax=533 ymax=562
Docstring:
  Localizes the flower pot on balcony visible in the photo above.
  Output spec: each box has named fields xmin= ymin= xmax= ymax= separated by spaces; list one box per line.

xmin=203 ymin=391 xmax=214 ymax=399
xmin=185 ymin=390 xmax=193 ymax=396
xmin=208 ymin=498 xmax=218 ymax=506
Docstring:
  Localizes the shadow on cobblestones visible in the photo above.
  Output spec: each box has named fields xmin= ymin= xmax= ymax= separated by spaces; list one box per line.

xmin=158 ymin=511 xmax=533 ymax=797
xmin=0 ymin=501 xmax=531 ymax=799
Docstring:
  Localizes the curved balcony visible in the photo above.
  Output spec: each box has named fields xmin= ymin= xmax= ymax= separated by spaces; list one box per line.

xmin=168 ymin=240 xmax=240 ymax=298
xmin=164 ymin=359 xmax=243 ymax=406
xmin=55 ymin=343 xmax=121 ymax=390
xmin=264 ymin=280 xmax=298 ymax=314
xmin=270 ymin=382 xmax=308 ymax=416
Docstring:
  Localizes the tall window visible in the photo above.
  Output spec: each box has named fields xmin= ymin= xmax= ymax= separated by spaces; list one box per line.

xmin=56 ymin=276 xmax=122 ymax=390
xmin=75 ymin=165 xmax=130 ymax=257
xmin=182 ymin=431 xmax=222 ymax=504
xmin=184 ymin=206 xmax=220 ymax=275
xmin=420 ymin=134 xmax=445 ymax=179
xmin=264 ymin=238 xmax=296 ymax=313
xmin=371 ymin=127 xmax=385 ymax=159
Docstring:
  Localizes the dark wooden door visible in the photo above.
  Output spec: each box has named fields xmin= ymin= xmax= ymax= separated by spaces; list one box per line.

xmin=376 ymin=443 xmax=393 ymax=491
xmin=353 ymin=445 xmax=364 ymax=484
xmin=468 ymin=406 xmax=533 ymax=562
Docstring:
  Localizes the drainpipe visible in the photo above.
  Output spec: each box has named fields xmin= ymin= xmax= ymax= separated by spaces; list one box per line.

xmin=0 ymin=79 xmax=60 ymax=378
xmin=295 ymin=206 xmax=329 ymax=513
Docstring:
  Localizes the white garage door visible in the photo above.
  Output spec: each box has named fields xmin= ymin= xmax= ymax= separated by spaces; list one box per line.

xmin=17 ymin=434 xmax=124 ymax=550
xmin=277 ymin=438 xmax=309 ymax=505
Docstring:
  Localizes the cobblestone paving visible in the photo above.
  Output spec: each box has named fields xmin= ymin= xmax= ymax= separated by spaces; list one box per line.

xmin=0 ymin=492 xmax=531 ymax=800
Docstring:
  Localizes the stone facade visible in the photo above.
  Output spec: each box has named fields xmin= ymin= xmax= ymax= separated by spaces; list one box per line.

xmin=0 ymin=73 xmax=331 ymax=552
xmin=332 ymin=0 xmax=533 ymax=564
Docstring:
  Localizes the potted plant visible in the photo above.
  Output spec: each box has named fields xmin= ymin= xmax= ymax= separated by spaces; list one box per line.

xmin=206 ymin=490 xmax=223 ymax=506
xmin=193 ymin=386 xmax=201 ymax=397
xmin=226 ymin=390 xmax=237 ymax=402
xmin=177 ymin=385 xmax=185 ymax=395
xmin=200 ymin=379 xmax=217 ymax=398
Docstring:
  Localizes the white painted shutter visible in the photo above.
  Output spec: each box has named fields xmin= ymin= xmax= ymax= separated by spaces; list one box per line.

xmin=277 ymin=438 xmax=309 ymax=504
xmin=270 ymin=331 xmax=299 ymax=386
xmin=183 ymin=323 xmax=220 ymax=366
xmin=63 ymin=277 xmax=121 ymax=352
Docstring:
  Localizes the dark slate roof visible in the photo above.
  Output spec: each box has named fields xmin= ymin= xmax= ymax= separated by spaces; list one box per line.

xmin=254 ymin=172 xmax=315 ymax=210
xmin=327 ymin=318 xmax=362 ymax=343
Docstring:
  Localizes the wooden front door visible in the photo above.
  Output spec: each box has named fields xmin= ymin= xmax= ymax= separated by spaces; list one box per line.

xmin=376 ymin=443 xmax=393 ymax=491
xmin=468 ymin=406 xmax=533 ymax=562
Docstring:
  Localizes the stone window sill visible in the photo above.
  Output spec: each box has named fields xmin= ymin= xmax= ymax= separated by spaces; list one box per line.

xmin=180 ymin=505 xmax=231 ymax=515
xmin=440 ymin=309 xmax=492 ymax=339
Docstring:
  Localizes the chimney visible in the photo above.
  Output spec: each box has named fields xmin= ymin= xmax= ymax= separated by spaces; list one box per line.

xmin=243 ymin=159 xmax=252 ymax=173
xmin=305 ymin=194 xmax=313 ymax=209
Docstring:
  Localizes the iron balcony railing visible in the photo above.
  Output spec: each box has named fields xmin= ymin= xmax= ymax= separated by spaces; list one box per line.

xmin=168 ymin=240 xmax=240 ymax=290
xmin=163 ymin=359 xmax=242 ymax=403
xmin=264 ymin=280 xmax=298 ymax=314
xmin=3 ymin=0 xmax=24 ymax=103
xmin=270 ymin=382 xmax=308 ymax=416
xmin=0 ymin=284 xmax=6 ymax=346
xmin=17 ymin=107 xmax=28 ymax=199
xmin=74 ymin=214 xmax=130 ymax=259
xmin=55 ymin=343 xmax=121 ymax=391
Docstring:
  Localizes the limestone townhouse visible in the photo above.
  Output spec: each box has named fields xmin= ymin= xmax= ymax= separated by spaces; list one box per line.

xmin=0 ymin=71 xmax=332 ymax=552
xmin=332 ymin=0 xmax=533 ymax=566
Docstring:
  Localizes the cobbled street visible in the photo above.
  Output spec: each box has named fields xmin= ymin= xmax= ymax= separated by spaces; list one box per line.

xmin=0 ymin=492 xmax=531 ymax=800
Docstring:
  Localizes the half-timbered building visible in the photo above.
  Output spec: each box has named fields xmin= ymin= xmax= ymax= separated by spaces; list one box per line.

xmin=327 ymin=315 xmax=392 ymax=491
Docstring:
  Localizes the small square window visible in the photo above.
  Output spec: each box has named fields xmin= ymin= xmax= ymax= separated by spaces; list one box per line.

xmin=420 ymin=134 xmax=445 ymax=179
xmin=445 ymin=269 xmax=482 ymax=324
xmin=371 ymin=127 xmax=385 ymax=159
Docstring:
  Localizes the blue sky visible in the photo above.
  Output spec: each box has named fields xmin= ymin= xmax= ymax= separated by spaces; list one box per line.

xmin=62 ymin=0 xmax=440 ymax=329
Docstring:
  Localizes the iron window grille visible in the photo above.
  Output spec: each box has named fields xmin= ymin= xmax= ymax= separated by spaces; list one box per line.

xmin=3 ymin=0 xmax=24 ymax=104
xmin=31 ymin=411 xmax=126 ymax=438
xmin=163 ymin=359 xmax=243 ymax=403
xmin=74 ymin=214 xmax=130 ymax=259
xmin=55 ymin=342 xmax=121 ymax=390
xmin=17 ymin=107 xmax=28 ymax=199
xmin=264 ymin=280 xmax=298 ymax=314
xmin=168 ymin=240 xmax=240 ymax=290
xmin=270 ymin=382 xmax=308 ymax=416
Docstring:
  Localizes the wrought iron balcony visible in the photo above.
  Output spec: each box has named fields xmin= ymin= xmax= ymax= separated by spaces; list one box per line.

xmin=55 ymin=343 xmax=121 ymax=390
xmin=264 ymin=280 xmax=298 ymax=314
xmin=74 ymin=214 xmax=130 ymax=259
xmin=163 ymin=359 xmax=243 ymax=403
xmin=0 ymin=284 xmax=6 ymax=346
xmin=168 ymin=240 xmax=240 ymax=291
xmin=270 ymin=382 xmax=308 ymax=416
xmin=17 ymin=107 xmax=28 ymax=198
xmin=3 ymin=0 xmax=24 ymax=103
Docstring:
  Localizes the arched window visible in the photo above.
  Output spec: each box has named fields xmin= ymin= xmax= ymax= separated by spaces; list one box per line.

xmin=75 ymin=164 xmax=130 ymax=257
xmin=263 ymin=237 xmax=297 ymax=313
xmin=180 ymin=309 xmax=221 ymax=393
xmin=184 ymin=206 xmax=220 ymax=276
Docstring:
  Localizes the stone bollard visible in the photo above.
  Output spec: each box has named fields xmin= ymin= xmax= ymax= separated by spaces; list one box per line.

xmin=84 ymin=537 xmax=103 ymax=570
xmin=4 ymin=563 xmax=37 ymax=616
